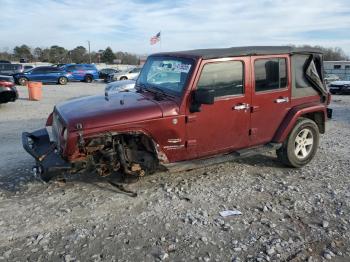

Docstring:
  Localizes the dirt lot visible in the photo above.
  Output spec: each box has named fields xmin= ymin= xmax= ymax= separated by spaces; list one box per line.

xmin=0 ymin=82 xmax=349 ymax=262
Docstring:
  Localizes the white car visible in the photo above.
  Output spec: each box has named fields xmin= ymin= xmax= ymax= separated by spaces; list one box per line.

xmin=112 ymin=67 xmax=142 ymax=81
xmin=325 ymin=74 xmax=340 ymax=84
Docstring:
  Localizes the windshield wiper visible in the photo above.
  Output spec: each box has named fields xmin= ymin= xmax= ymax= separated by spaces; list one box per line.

xmin=147 ymin=85 xmax=176 ymax=98
xmin=135 ymin=83 xmax=147 ymax=92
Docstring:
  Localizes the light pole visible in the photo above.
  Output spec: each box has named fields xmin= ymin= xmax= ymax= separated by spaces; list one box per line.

xmin=87 ymin=40 xmax=91 ymax=64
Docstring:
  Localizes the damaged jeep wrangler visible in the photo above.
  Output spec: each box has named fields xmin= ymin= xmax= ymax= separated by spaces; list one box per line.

xmin=22 ymin=46 xmax=332 ymax=182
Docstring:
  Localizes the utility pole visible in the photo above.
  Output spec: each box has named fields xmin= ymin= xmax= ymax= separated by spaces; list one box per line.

xmin=87 ymin=40 xmax=91 ymax=64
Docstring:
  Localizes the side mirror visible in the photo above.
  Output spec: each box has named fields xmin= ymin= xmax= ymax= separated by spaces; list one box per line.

xmin=193 ymin=89 xmax=215 ymax=105
xmin=190 ymin=89 xmax=215 ymax=113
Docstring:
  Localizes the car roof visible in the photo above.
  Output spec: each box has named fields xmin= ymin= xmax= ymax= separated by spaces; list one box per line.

xmin=151 ymin=46 xmax=323 ymax=60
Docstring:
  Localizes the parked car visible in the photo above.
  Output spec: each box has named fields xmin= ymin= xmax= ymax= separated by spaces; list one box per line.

xmin=112 ymin=67 xmax=142 ymax=81
xmin=324 ymin=74 xmax=340 ymax=84
xmin=60 ymin=64 xmax=99 ymax=83
xmin=0 ymin=60 xmax=11 ymax=64
xmin=53 ymin=64 xmax=67 ymax=68
xmin=13 ymin=66 xmax=73 ymax=85
xmin=99 ymin=68 xmax=121 ymax=81
xmin=104 ymin=79 xmax=136 ymax=96
xmin=0 ymin=63 xmax=24 ymax=75
xmin=19 ymin=58 xmax=28 ymax=63
xmin=0 ymin=75 xmax=18 ymax=104
xmin=22 ymin=46 xmax=332 ymax=182
xmin=329 ymin=81 xmax=350 ymax=94
xmin=24 ymin=65 xmax=34 ymax=71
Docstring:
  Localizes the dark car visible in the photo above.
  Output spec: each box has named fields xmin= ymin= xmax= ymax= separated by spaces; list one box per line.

xmin=0 ymin=75 xmax=18 ymax=104
xmin=0 ymin=63 xmax=24 ymax=75
xmin=98 ymin=68 xmax=121 ymax=82
xmin=53 ymin=64 xmax=67 ymax=68
xmin=329 ymin=81 xmax=350 ymax=94
xmin=24 ymin=65 xmax=34 ymax=71
xmin=22 ymin=46 xmax=331 ymax=182
xmin=0 ymin=60 xmax=11 ymax=64
xmin=60 ymin=64 xmax=99 ymax=83
xmin=13 ymin=66 xmax=73 ymax=86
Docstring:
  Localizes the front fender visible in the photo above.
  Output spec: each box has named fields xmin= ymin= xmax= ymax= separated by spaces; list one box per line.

xmin=272 ymin=103 xmax=327 ymax=143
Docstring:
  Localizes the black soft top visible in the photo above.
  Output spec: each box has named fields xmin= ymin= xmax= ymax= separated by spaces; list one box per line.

xmin=153 ymin=46 xmax=323 ymax=60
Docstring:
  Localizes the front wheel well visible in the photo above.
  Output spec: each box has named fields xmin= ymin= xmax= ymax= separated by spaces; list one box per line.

xmin=83 ymin=132 xmax=160 ymax=177
xmin=301 ymin=111 xmax=325 ymax=134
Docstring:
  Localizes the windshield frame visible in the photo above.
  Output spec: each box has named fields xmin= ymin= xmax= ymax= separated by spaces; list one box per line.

xmin=136 ymin=55 xmax=195 ymax=97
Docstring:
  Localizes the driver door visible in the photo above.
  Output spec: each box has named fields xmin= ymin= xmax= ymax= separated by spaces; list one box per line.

xmin=186 ymin=57 xmax=251 ymax=159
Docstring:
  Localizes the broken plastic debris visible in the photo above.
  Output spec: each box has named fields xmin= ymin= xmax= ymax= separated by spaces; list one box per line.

xmin=219 ymin=209 xmax=242 ymax=217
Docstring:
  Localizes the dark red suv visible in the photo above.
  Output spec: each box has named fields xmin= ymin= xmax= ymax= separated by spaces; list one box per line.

xmin=22 ymin=46 xmax=331 ymax=181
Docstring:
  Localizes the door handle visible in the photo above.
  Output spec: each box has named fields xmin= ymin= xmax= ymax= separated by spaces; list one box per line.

xmin=275 ymin=97 xmax=289 ymax=103
xmin=233 ymin=103 xmax=250 ymax=111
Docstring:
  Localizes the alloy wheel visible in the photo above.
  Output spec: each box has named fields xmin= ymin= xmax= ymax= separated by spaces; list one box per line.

xmin=294 ymin=128 xmax=314 ymax=159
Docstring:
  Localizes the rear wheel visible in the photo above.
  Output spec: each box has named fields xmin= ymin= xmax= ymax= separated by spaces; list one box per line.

xmin=58 ymin=76 xmax=68 ymax=85
xmin=277 ymin=117 xmax=319 ymax=167
xmin=120 ymin=76 xmax=128 ymax=80
xmin=18 ymin=77 xmax=28 ymax=86
xmin=84 ymin=75 xmax=93 ymax=83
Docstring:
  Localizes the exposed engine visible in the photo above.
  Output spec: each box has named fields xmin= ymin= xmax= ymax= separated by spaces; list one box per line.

xmin=82 ymin=134 xmax=159 ymax=178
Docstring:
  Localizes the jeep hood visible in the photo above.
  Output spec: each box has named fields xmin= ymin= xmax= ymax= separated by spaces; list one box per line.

xmin=55 ymin=92 xmax=175 ymax=130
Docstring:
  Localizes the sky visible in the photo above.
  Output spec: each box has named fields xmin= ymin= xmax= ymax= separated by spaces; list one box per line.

xmin=1 ymin=0 xmax=350 ymax=55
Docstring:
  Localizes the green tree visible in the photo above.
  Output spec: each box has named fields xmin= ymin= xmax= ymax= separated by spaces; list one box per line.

xmin=70 ymin=46 xmax=88 ymax=63
xmin=13 ymin=45 xmax=32 ymax=61
xmin=101 ymin=47 xmax=116 ymax=64
xmin=49 ymin=45 xmax=68 ymax=63
xmin=33 ymin=47 xmax=43 ymax=62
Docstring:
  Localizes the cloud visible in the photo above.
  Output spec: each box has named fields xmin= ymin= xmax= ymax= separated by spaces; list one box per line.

xmin=0 ymin=0 xmax=349 ymax=55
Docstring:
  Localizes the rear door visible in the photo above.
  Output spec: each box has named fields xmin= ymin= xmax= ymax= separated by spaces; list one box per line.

xmin=45 ymin=67 xmax=62 ymax=82
xmin=186 ymin=57 xmax=251 ymax=159
xmin=250 ymin=55 xmax=291 ymax=145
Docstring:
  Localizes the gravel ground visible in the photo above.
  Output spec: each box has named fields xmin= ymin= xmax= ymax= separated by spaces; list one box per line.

xmin=0 ymin=82 xmax=349 ymax=262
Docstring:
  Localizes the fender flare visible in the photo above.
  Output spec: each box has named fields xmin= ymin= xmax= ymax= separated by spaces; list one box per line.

xmin=272 ymin=103 xmax=327 ymax=143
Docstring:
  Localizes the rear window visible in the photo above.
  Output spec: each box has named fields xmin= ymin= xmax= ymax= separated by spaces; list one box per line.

xmin=0 ymin=64 xmax=21 ymax=70
xmin=254 ymin=58 xmax=287 ymax=92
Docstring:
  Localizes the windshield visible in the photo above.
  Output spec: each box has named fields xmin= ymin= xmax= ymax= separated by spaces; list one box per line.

xmin=136 ymin=56 xmax=194 ymax=96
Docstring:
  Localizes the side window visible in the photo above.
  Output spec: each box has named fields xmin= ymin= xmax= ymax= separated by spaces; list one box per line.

xmin=333 ymin=65 xmax=341 ymax=69
xmin=197 ymin=61 xmax=244 ymax=97
xmin=32 ymin=67 xmax=44 ymax=73
xmin=254 ymin=58 xmax=287 ymax=92
xmin=66 ymin=65 xmax=76 ymax=71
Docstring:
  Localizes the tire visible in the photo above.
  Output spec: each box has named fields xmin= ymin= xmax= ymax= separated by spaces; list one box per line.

xmin=18 ymin=77 xmax=28 ymax=86
xmin=120 ymin=76 xmax=128 ymax=80
xmin=58 ymin=76 xmax=68 ymax=85
xmin=277 ymin=117 xmax=319 ymax=168
xmin=84 ymin=75 xmax=93 ymax=83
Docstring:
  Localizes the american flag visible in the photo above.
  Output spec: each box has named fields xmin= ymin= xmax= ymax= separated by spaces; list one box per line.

xmin=150 ymin=32 xmax=161 ymax=45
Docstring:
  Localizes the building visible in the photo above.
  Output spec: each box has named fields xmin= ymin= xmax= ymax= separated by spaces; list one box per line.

xmin=324 ymin=61 xmax=350 ymax=80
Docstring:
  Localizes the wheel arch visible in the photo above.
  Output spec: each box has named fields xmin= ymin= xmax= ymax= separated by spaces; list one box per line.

xmin=82 ymin=129 xmax=169 ymax=164
xmin=273 ymin=104 xmax=327 ymax=143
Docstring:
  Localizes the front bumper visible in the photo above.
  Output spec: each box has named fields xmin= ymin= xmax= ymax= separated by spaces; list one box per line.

xmin=22 ymin=128 xmax=71 ymax=181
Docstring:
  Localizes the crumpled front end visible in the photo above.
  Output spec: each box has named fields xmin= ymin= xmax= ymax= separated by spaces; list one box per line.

xmin=22 ymin=128 xmax=71 ymax=181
